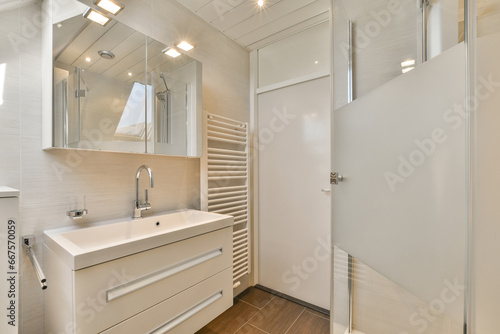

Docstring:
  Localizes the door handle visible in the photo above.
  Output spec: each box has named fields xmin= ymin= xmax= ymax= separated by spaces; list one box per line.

xmin=330 ymin=172 xmax=344 ymax=185
xmin=321 ymin=188 xmax=331 ymax=193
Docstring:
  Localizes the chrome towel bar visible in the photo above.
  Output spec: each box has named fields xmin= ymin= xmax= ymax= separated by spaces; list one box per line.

xmin=22 ymin=235 xmax=47 ymax=290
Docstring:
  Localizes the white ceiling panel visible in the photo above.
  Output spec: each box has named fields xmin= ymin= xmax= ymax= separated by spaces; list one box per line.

xmin=247 ymin=12 xmax=329 ymax=50
xmin=72 ymin=23 xmax=136 ymax=70
xmin=178 ymin=0 xmax=212 ymax=12
xmin=236 ymin=0 xmax=329 ymax=47
xmin=224 ymin=0 xmax=318 ymax=40
xmin=100 ymin=38 xmax=147 ymax=79
xmin=177 ymin=0 xmax=330 ymax=50
xmin=210 ymin=0 xmax=283 ymax=32
xmin=195 ymin=0 xmax=246 ymax=23
xmin=0 ymin=0 xmax=35 ymax=12
xmin=57 ymin=22 xmax=116 ymax=65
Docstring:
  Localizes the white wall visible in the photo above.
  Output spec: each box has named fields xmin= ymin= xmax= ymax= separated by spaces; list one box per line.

xmin=0 ymin=1 xmax=249 ymax=332
xmin=475 ymin=30 xmax=500 ymax=334
xmin=258 ymin=22 xmax=330 ymax=88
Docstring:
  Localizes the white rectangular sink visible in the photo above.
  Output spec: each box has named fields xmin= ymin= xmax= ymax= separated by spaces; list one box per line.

xmin=44 ymin=210 xmax=233 ymax=270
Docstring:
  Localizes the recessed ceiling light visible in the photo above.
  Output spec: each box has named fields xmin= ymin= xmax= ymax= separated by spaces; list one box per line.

xmin=128 ymin=72 xmax=133 ymax=76
xmin=163 ymin=47 xmax=181 ymax=58
xmin=176 ymin=41 xmax=195 ymax=52
xmin=402 ymin=67 xmax=414 ymax=74
xmin=94 ymin=0 xmax=124 ymax=15
xmin=258 ymin=0 xmax=264 ymax=7
xmin=85 ymin=57 xmax=91 ymax=62
xmin=401 ymin=59 xmax=416 ymax=67
xmin=83 ymin=8 xmax=110 ymax=26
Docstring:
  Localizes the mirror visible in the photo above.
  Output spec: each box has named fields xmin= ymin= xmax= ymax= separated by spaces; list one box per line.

xmin=45 ymin=0 xmax=202 ymax=157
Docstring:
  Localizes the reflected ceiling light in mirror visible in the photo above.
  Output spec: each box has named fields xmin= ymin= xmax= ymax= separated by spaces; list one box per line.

xmin=402 ymin=67 xmax=414 ymax=74
xmin=176 ymin=41 xmax=195 ymax=52
xmin=94 ymin=0 xmax=124 ymax=15
xmin=401 ymin=59 xmax=415 ymax=74
xmin=401 ymin=59 xmax=416 ymax=67
xmin=163 ymin=47 xmax=181 ymax=58
xmin=83 ymin=8 xmax=111 ymax=26
xmin=258 ymin=0 xmax=264 ymax=7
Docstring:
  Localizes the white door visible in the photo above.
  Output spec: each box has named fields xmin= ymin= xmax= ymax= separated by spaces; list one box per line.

xmin=257 ymin=77 xmax=331 ymax=309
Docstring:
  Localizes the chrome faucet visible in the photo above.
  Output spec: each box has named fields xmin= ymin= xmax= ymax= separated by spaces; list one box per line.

xmin=133 ymin=165 xmax=154 ymax=219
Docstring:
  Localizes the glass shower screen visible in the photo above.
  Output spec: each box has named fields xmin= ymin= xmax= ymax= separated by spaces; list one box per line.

xmin=331 ymin=0 xmax=467 ymax=333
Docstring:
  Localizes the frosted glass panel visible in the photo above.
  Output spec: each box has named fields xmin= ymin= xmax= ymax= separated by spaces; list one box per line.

xmin=258 ymin=22 xmax=329 ymax=87
xmin=332 ymin=41 xmax=466 ymax=334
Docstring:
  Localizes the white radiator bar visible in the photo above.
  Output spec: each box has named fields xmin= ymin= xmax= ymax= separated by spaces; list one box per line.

xmin=208 ymin=170 xmax=247 ymax=177
xmin=204 ymin=113 xmax=250 ymax=286
xmin=208 ymin=148 xmax=246 ymax=155
xmin=208 ymin=166 xmax=247 ymax=171
xmin=208 ymin=118 xmax=246 ymax=130
xmin=209 ymin=195 xmax=247 ymax=204
xmin=208 ymin=130 xmax=246 ymax=142
xmin=208 ymin=176 xmax=247 ymax=181
xmin=208 ymin=152 xmax=246 ymax=158
xmin=207 ymin=136 xmax=245 ymax=145
xmin=208 ymin=124 xmax=247 ymax=136
xmin=208 ymin=185 xmax=247 ymax=193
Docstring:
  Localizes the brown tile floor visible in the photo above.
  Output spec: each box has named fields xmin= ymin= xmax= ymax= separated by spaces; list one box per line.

xmin=197 ymin=287 xmax=330 ymax=334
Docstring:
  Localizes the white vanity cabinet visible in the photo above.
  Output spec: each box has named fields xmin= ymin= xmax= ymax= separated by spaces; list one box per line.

xmin=44 ymin=227 xmax=233 ymax=334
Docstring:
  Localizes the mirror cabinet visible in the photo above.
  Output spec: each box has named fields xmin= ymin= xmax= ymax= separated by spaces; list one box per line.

xmin=42 ymin=0 xmax=202 ymax=157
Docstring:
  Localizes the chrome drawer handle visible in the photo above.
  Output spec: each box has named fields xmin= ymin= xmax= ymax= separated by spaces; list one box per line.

xmin=148 ymin=290 xmax=223 ymax=334
xmin=106 ymin=248 xmax=223 ymax=302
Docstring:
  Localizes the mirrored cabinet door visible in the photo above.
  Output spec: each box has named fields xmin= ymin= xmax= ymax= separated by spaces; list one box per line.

xmin=44 ymin=0 xmax=202 ymax=157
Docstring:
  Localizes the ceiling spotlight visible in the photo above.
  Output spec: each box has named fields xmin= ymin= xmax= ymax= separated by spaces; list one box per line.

xmin=163 ymin=47 xmax=181 ymax=58
xmin=401 ymin=59 xmax=416 ymax=67
xmin=176 ymin=41 xmax=195 ymax=52
xmin=85 ymin=57 xmax=91 ymax=62
xmin=94 ymin=0 xmax=124 ymax=15
xmin=258 ymin=0 xmax=264 ymax=7
xmin=128 ymin=72 xmax=133 ymax=76
xmin=83 ymin=8 xmax=110 ymax=26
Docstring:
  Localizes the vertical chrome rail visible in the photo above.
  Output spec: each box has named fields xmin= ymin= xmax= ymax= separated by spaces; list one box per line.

xmin=76 ymin=68 xmax=82 ymax=144
xmin=347 ymin=20 xmax=354 ymax=103
xmin=63 ymin=78 xmax=68 ymax=147
xmin=347 ymin=254 xmax=354 ymax=333
xmin=421 ymin=0 xmax=429 ymax=62
xmin=464 ymin=0 xmax=476 ymax=333
xmin=347 ymin=18 xmax=354 ymax=334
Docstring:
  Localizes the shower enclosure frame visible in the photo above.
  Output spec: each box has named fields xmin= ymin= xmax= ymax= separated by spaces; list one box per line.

xmin=329 ymin=0 xmax=478 ymax=333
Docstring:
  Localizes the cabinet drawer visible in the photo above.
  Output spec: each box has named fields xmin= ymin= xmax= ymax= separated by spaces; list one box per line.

xmin=101 ymin=267 xmax=233 ymax=334
xmin=73 ymin=227 xmax=232 ymax=333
